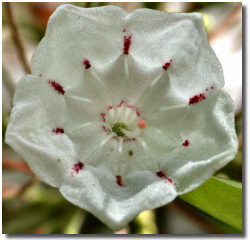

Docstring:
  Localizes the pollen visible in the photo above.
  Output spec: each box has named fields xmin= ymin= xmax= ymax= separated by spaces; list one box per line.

xmin=123 ymin=35 xmax=132 ymax=55
xmin=52 ymin=128 xmax=64 ymax=134
xmin=162 ymin=59 xmax=172 ymax=70
xmin=83 ymin=59 xmax=91 ymax=69
xmin=116 ymin=175 xmax=123 ymax=187
xmin=156 ymin=171 xmax=173 ymax=183
xmin=189 ymin=93 xmax=206 ymax=105
xmin=182 ymin=139 xmax=190 ymax=147
xmin=72 ymin=161 xmax=84 ymax=174
xmin=138 ymin=119 xmax=146 ymax=129
xmin=48 ymin=80 xmax=65 ymax=95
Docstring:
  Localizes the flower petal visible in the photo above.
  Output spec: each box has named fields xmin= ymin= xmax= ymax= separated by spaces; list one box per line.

xmin=126 ymin=9 xmax=224 ymax=97
xmin=60 ymin=166 xmax=177 ymax=230
xmin=158 ymin=90 xmax=238 ymax=194
xmin=5 ymin=75 xmax=74 ymax=187
xmin=31 ymin=5 xmax=128 ymax=83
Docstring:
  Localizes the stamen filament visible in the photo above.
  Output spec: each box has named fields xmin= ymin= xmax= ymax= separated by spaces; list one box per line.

xmin=101 ymin=132 xmax=116 ymax=146
xmin=135 ymin=71 xmax=164 ymax=106
xmin=159 ymin=104 xmax=187 ymax=112
xmin=137 ymin=137 xmax=147 ymax=150
xmin=124 ymin=56 xmax=129 ymax=101
xmin=65 ymin=94 xmax=93 ymax=104
xmin=118 ymin=137 xmax=123 ymax=153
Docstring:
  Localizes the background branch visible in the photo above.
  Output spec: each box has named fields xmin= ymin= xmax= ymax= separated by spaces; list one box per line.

xmin=5 ymin=2 xmax=31 ymax=74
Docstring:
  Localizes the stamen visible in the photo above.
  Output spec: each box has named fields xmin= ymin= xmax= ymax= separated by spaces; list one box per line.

xmin=137 ymin=137 xmax=147 ymax=150
xmin=182 ymin=139 xmax=190 ymax=147
xmin=116 ymin=175 xmax=123 ymax=187
xmin=118 ymin=137 xmax=123 ymax=153
xmin=150 ymin=71 xmax=164 ymax=87
xmin=65 ymin=94 xmax=93 ymax=104
xmin=117 ymin=100 xmax=125 ymax=108
xmin=83 ymin=59 xmax=91 ymax=69
xmin=156 ymin=171 xmax=172 ymax=183
xmin=123 ymin=56 xmax=129 ymax=101
xmin=189 ymin=93 xmax=206 ymax=105
xmin=52 ymin=128 xmax=64 ymax=134
xmin=123 ymin=35 xmax=132 ymax=55
xmin=162 ymin=60 xmax=172 ymax=70
xmin=48 ymin=80 xmax=65 ymax=95
xmin=100 ymin=132 xmax=116 ymax=146
xmin=72 ymin=161 xmax=84 ymax=174
xmin=127 ymin=111 xmax=137 ymax=125
xmin=91 ymin=70 xmax=116 ymax=107
xmin=159 ymin=104 xmax=187 ymax=112
xmin=101 ymin=113 xmax=106 ymax=122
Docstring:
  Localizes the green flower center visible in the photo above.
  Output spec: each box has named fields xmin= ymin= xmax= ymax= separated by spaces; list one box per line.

xmin=112 ymin=122 xmax=128 ymax=137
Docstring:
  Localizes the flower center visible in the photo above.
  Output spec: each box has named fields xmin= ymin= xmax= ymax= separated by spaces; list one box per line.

xmin=100 ymin=100 xmax=146 ymax=145
xmin=112 ymin=122 xmax=128 ymax=137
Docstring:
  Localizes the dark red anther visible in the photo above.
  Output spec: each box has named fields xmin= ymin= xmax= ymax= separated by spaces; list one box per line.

xmin=135 ymin=107 xmax=141 ymax=117
xmin=108 ymin=105 xmax=113 ymax=111
xmin=72 ymin=162 xmax=84 ymax=174
xmin=162 ymin=59 xmax=172 ymax=70
xmin=117 ymin=100 xmax=125 ymax=108
xmin=116 ymin=175 xmax=123 ymax=187
xmin=182 ymin=139 xmax=190 ymax=147
xmin=52 ymin=128 xmax=64 ymax=134
xmin=156 ymin=171 xmax=173 ymax=183
xmin=123 ymin=35 xmax=132 ymax=54
xmin=101 ymin=113 xmax=106 ymax=122
xmin=48 ymin=80 xmax=65 ymax=95
xmin=127 ymin=104 xmax=133 ymax=109
xmin=189 ymin=93 xmax=206 ymax=105
xmin=123 ymin=138 xmax=136 ymax=142
xmin=83 ymin=59 xmax=91 ymax=69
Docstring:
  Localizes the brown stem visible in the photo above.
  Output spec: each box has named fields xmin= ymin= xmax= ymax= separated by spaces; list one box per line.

xmin=208 ymin=3 xmax=242 ymax=41
xmin=2 ymin=156 xmax=34 ymax=174
xmin=5 ymin=2 xmax=31 ymax=74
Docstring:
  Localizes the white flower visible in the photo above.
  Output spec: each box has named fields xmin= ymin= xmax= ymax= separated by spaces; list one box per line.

xmin=5 ymin=4 xmax=238 ymax=230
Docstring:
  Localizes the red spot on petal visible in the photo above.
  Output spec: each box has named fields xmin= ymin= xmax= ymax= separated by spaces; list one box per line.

xmin=83 ymin=59 xmax=91 ymax=69
xmin=72 ymin=162 xmax=84 ymax=174
xmin=123 ymin=35 xmax=132 ymax=55
xmin=122 ymin=29 xmax=126 ymax=33
xmin=135 ymin=107 xmax=141 ymax=117
xmin=117 ymin=100 xmax=125 ymax=108
xmin=39 ymin=74 xmax=42 ymax=77
xmin=127 ymin=104 xmax=134 ymax=109
xmin=206 ymin=88 xmax=208 ymax=91
xmin=182 ymin=139 xmax=190 ymax=147
xmin=116 ymin=175 xmax=123 ymax=187
xmin=101 ymin=113 xmax=106 ymax=122
xmin=156 ymin=171 xmax=172 ymax=183
xmin=108 ymin=105 xmax=113 ymax=111
xmin=48 ymin=80 xmax=65 ymax=95
xmin=162 ymin=59 xmax=172 ymax=70
xmin=211 ymin=86 xmax=214 ymax=89
xmin=52 ymin=128 xmax=64 ymax=134
xmin=189 ymin=93 xmax=206 ymax=105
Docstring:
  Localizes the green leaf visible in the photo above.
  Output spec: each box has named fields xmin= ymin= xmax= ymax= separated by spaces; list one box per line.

xmin=179 ymin=176 xmax=242 ymax=231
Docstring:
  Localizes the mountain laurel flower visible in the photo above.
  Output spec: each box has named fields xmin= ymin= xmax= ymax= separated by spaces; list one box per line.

xmin=5 ymin=4 xmax=238 ymax=230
